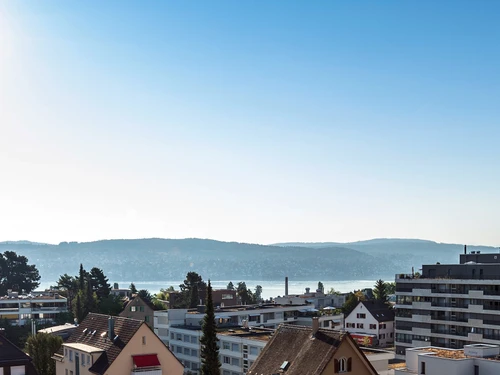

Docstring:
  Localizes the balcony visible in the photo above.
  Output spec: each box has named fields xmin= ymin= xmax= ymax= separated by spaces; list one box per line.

xmin=131 ymin=369 xmax=161 ymax=375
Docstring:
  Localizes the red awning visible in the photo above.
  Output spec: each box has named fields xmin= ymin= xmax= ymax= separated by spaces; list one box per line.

xmin=132 ymin=354 xmax=161 ymax=368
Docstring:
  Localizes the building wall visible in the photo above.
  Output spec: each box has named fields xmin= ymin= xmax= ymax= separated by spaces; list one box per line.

xmin=106 ymin=324 xmax=183 ymax=375
xmin=344 ymin=303 xmax=394 ymax=347
xmin=55 ymin=349 xmax=102 ymax=375
xmin=321 ymin=339 xmax=376 ymax=375
xmin=120 ymin=297 xmax=154 ymax=327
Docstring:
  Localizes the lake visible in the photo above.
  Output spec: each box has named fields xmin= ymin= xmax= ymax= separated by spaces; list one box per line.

xmin=39 ymin=279 xmax=377 ymax=300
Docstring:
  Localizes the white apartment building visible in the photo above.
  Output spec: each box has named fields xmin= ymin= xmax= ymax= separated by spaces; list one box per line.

xmin=0 ymin=290 xmax=68 ymax=325
xmin=344 ymin=301 xmax=395 ymax=347
xmin=154 ymin=303 xmax=318 ymax=375
xmin=396 ymin=344 xmax=500 ymax=375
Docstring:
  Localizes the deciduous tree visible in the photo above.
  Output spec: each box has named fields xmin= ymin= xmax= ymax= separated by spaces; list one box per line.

xmin=25 ymin=332 xmax=63 ymax=375
xmin=0 ymin=251 xmax=40 ymax=294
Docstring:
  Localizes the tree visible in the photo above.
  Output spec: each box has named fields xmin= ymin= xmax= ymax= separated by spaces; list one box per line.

xmin=200 ymin=280 xmax=221 ymax=375
xmin=327 ymin=287 xmax=340 ymax=296
xmin=56 ymin=274 xmax=78 ymax=304
xmin=78 ymin=264 xmax=86 ymax=290
xmin=98 ymin=295 xmax=123 ymax=316
xmin=73 ymin=291 xmax=85 ymax=323
xmin=138 ymin=289 xmax=153 ymax=304
xmin=129 ymin=282 xmax=138 ymax=294
xmin=179 ymin=272 xmax=205 ymax=308
xmin=374 ymin=279 xmax=388 ymax=303
xmin=342 ymin=291 xmax=365 ymax=315
xmin=0 ymin=251 xmax=40 ymax=294
xmin=90 ymin=267 xmax=111 ymax=300
xmin=318 ymin=281 xmax=324 ymax=293
xmin=254 ymin=285 xmax=263 ymax=302
xmin=385 ymin=282 xmax=396 ymax=295
xmin=25 ymin=332 xmax=63 ymax=375
xmin=226 ymin=281 xmax=234 ymax=290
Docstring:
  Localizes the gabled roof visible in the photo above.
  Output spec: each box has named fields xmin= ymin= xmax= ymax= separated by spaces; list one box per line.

xmin=0 ymin=334 xmax=33 ymax=364
xmin=122 ymin=294 xmax=156 ymax=312
xmin=60 ymin=313 xmax=143 ymax=375
xmin=360 ymin=300 xmax=395 ymax=322
xmin=248 ymin=325 xmax=346 ymax=375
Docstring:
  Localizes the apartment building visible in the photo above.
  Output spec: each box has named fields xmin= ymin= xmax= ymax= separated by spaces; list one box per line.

xmin=120 ymin=295 xmax=155 ymax=328
xmin=395 ymin=249 xmax=500 ymax=357
xmin=396 ymin=344 xmax=500 ymax=375
xmin=154 ymin=303 xmax=316 ymax=374
xmin=274 ymin=287 xmax=348 ymax=309
xmin=0 ymin=290 xmax=68 ymax=325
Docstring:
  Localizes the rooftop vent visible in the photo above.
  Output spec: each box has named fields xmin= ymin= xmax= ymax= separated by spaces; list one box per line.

xmin=82 ymin=328 xmax=88 ymax=334
xmin=100 ymin=331 xmax=108 ymax=338
xmin=280 ymin=361 xmax=290 ymax=371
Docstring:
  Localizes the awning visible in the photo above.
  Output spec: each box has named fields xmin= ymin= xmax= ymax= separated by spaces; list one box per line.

xmin=132 ymin=354 xmax=160 ymax=368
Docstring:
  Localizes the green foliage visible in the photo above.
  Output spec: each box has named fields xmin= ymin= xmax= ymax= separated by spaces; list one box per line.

xmin=318 ymin=281 xmax=324 ymax=293
xmin=178 ymin=272 xmax=206 ymax=308
xmin=254 ymin=285 xmax=263 ymax=302
xmin=152 ymin=298 xmax=166 ymax=310
xmin=342 ymin=291 xmax=365 ymax=315
xmin=89 ymin=267 xmax=111 ymax=300
xmin=374 ymin=279 xmax=388 ymax=303
xmin=200 ymin=280 xmax=221 ymax=375
xmin=0 ymin=251 xmax=40 ymax=294
xmin=25 ymin=333 xmax=63 ymax=375
xmin=327 ymin=287 xmax=340 ymax=295
xmin=385 ymin=282 xmax=396 ymax=295
xmin=138 ymin=289 xmax=153 ymax=304
xmin=129 ymin=282 xmax=138 ymax=294
xmin=0 ymin=318 xmax=31 ymax=348
xmin=226 ymin=281 xmax=234 ymax=290
xmin=98 ymin=295 xmax=123 ymax=316
xmin=237 ymin=282 xmax=256 ymax=305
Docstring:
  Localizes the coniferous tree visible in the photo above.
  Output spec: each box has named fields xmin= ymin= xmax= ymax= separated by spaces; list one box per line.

xmin=25 ymin=333 xmax=63 ymax=375
xmin=129 ymin=282 xmax=138 ymax=294
xmin=374 ymin=279 xmax=388 ymax=303
xmin=226 ymin=281 xmax=234 ymax=290
xmin=200 ymin=280 xmax=221 ymax=375
xmin=78 ymin=264 xmax=85 ymax=290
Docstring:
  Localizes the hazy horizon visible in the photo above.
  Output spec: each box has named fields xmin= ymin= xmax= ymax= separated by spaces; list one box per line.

xmin=2 ymin=1 xmax=499 ymax=246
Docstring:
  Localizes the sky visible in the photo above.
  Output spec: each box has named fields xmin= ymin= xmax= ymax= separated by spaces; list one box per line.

xmin=0 ymin=1 xmax=499 ymax=246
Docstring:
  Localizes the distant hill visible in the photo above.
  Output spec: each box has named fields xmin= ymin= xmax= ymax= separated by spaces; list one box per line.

xmin=1 ymin=238 xmax=495 ymax=285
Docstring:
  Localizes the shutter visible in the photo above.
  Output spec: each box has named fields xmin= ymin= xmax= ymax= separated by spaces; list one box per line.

xmin=347 ymin=357 xmax=352 ymax=371
xmin=334 ymin=359 xmax=339 ymax=372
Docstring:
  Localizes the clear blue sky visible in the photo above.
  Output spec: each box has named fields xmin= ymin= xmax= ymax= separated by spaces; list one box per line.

xmin=1 ymin=1 xmax=499 ymax=245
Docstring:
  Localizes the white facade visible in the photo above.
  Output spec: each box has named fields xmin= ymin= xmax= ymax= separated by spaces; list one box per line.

xmin=0 ymin=291 xmax=68 ymax=325
xmin=344 ymin=302 xmax=394 ymax=347
xmin=396 ymin=345 xmax=500 ymax=375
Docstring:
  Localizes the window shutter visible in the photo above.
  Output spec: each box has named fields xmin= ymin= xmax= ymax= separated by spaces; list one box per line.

xmin=347 ymin=357 xmax=352 ymax=371
xmin=334 ymin=359 xmax=339 ymax=372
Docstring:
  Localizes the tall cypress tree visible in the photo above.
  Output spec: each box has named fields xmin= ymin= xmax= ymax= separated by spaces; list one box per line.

xmin=200 ymin=280 xmax=221 ymax=375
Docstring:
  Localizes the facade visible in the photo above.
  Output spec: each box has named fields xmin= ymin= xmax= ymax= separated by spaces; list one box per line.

xmin=274 ymin=287 xmax=348 ymax=309
xmin=120 ymin=295 xmax=155 ymax=328
xmin=0 ymin=290 xmax=68 ymax=326
xmin=154 ymin=302 xmax=317 ymax=374
xmin=248 ymin=320 xmax=379 ymax=375
xmin=167 ymin=289 xmax=237 ymax=309
xmin=110 ymin=283 xmax=132 ymax=299
xmin=396 ymin=344 xmax=500 ymax=375
xmin=0 ymin=333 xmax=38 ymax=375
xmin=52 ymin=313 xmax=183 ymax=375
xmin=395 ymin=250 xmax=500 ymax=357
xmin=344 ymin=301 xmax=395 ymax=347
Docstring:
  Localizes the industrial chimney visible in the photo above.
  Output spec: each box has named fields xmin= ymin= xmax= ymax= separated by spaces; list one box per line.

xmin=464 ymin=244 xmax=467 ymax=255
xmin=285 ymin=277 xmax=289 ymax=296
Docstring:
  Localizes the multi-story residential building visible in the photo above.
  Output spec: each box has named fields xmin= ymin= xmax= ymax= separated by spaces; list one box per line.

xmin=120 ymin=295 xmax=155 ymax=328
xmin=0 ymin=290 xmax=68 ymax=325
xmin=168 ymin=289 xmax=237 ymax=309
xmin=154 ymin=302 xmax=317 ymax=374
xmin=0 ymin=332 xmax=38 ymax=375
xmin=52 ymin=313 xmax=184 ymax=375
xmin=396 ymin=344 xmax=500 ymax=375
xmin=395 ymin=249 xmax=500 ymax=357
xmin=109 ymin=283 xmax=132 ymax=299
xmin=248 ymin=319 xmax=379 ymax=375
xmin=274 ymin=287 xmax=348 ymax=309
xmin=344 ymin=300 xmax=395 ymax=347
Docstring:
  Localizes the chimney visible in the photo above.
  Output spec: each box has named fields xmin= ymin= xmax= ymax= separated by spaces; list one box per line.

xmin=285 ymin=277 xmax=289 ymax=296
xmin=108 ymin=316 xmax=115 ymax=340
xmin=312 ymin=317 xmax=319 ymax=336
xmin=464 ymin=244 xmax=467 ymax=255
xmin=305 ymin=287 xmax=310 ymax=294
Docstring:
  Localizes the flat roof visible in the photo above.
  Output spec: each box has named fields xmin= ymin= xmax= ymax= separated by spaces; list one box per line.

xmin=64 ymin=343 xmax=104 ymax=353
xmin=39 ymin=324 xmax=77 ymax=334
xmin=0 ymin=295 xmax=67 ymax=301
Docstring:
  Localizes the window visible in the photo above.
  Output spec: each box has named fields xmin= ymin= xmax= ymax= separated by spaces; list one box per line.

xmin=176 ymin=333 xmax=182 ymax=340
xmin=356 ymin=313 xmax=366 ymax=319
xmin=346 ymin=323 xmax=355 ymax=328
xmin=223 ymin=341 xmax=230 ymax=350
xmin=369 ymin=324 xmax=377 ymax=329
xmin=249 ymin=346 xmax=259 ymax=356
xmin=474 ymin=365 xmax=479 ymax=375
xmin=183 ymin=334 xmax=190 ymax=342
xmin=140 ymin=306 xmax=144 ymax=312
xmin=222 ymin=294 xmax=234 ymax=300
xmin=176 ymin=346 xmax=182 ymax=354
xmin=171 ymin=332 xmax=175 ymax=340
xmin=421 ymin=361 xmax=426 ymax=374
xmin=223 ymin=371 xmax=231 ymax=375
xmin=131 ymin=306 xmax=137 ymax=312
xmin=380 ymin=323 xmax=387 ymax=329
xmin=87 ymin=355 xmax=91 ymax=365
xmin=390 ymin=333 xmax=393 ymax=338
xmin=231 ymin=343 xmax=240 ymax=352
xmin=356 ymin=323 xmax=364 ymax=329
xmin=231 ymin=358 xmax=240 ymax=366
xmin=379 ymin=334 xmax=386 ymax=339
xmin=191 ymin=349 xmax=198 ymax=357
xmin=70 ymin=372 xmax=73 ymax=375
xmin=64 ymin=349 xmax=68 ymax=357
xmin=142 ymin=336 xmax=146 ymax=345
xmin=65 ymin=370 xmax=68 ymax=375
xmin=69 ymin=350 xmax=73 ymax=362
xmin=335 ymin=357 xmax=351 ymax=373
xmin=184 ymin=347 xmax=190 ymax=356
xmin=191 ymin=336 xmax=197 ymax=344
xmin=223 ymin=356 xmax=231 ymax=364
xmin=145 ymin=315 xmax=150 ymax=322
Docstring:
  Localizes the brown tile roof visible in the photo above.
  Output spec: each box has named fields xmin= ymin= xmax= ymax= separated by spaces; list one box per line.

xmin=248 ymin=325 xmax=346 ymax=375
xmin=60 ymin=313 xmax=143 ymax=375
